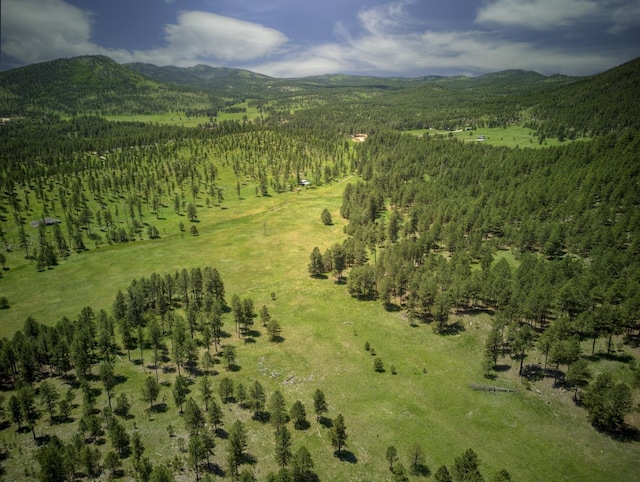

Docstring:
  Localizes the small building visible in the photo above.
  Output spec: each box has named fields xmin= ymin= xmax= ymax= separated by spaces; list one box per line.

xmin=30 ymin=217 xmax=61 ymax=228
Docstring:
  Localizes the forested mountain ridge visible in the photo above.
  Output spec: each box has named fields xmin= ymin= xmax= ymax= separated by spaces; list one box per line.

xmin=0 ymin=55 xmax=223 ymax=116
xmin=280 ymin=60 xmax=638 ymax=134
xmin=530 ymin=56 xmax=640 ymax=137
xmin=125 ymin=62 xmax=278 ymax=98
xmin=2 ymin=54 xmax=639 ymax=137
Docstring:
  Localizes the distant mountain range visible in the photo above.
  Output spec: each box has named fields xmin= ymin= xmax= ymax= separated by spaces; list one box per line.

xmin=0 ymin=54 xmax=638 ymax=134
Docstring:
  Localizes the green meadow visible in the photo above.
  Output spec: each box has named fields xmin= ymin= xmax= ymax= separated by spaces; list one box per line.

xmin=0 ymin=163 xmax=637 ymax=480
xmin=102 ymin=103 xmax=262 ymax=127
xmin=403 ymin=126 xmax=589 ymax=148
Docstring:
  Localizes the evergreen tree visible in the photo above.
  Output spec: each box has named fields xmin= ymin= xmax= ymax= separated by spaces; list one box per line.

xmin=330 ymin=413 xmax=348 ymax=455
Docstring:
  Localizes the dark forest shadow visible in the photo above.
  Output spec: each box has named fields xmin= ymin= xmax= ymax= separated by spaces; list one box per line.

xmin=318 ymin=417 xmax=332 ymax=429
xmin=438 ymin=321 xmax=465 ymax=335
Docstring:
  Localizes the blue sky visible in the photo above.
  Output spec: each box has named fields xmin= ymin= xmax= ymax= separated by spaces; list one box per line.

xmin=2 ymin=0 xmax=640 ymax=77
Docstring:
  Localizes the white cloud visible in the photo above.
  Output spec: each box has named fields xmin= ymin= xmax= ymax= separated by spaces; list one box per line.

xmin=247 ymin=1 xmax=635 ymax=77
xmin=163 ymin=11 xmax=287 ymax=62
xmin=1 ymin=0 xmax=101 ymax=64
xmin=1 ymin=0 xmax=287 ymax=68
xmin=357 ymin=0 xmax=416 ymax=35
xmin=609 ymin=2 xmax=640 ymax=33
xmin=475 ymin=0 xmax=600 ymax=30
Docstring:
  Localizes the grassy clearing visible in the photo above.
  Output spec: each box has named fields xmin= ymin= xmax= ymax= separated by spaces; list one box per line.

xmin=403 ymin=126 xmax=590 ymax=149
xmin=0 ymin=166 xmax=638 ymax=480
xmin=102 ymin=103 xmax=262 ymax=127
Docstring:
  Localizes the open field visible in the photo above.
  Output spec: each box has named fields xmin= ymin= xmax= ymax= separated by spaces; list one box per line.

xmin=402 ymin=126 xmax=589 ymax=148
xmin=0 ymin=166 xmax=638 ymax=480
xmin=101 ymin=103 xmax=262 ymax=127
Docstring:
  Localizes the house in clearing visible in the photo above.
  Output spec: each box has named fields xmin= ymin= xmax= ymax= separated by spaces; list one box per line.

xmin=30 ymin=217 xmax=61 ymax=228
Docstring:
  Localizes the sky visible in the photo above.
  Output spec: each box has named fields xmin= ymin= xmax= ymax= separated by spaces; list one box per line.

xmin=2 ymin=0 xmax=640 ymax=78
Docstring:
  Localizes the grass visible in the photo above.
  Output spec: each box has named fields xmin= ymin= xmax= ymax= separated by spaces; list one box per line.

xmin=403 ymin=126 xmax=590 ymax=149
xmin=102 ymin=102 xmax=262 ymax=127
xmin=0 ymin=164 xmax=638 ymax=480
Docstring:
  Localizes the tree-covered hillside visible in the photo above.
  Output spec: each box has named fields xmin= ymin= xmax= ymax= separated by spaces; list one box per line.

xmin=0 ymin=56 xmax=223 ymax=115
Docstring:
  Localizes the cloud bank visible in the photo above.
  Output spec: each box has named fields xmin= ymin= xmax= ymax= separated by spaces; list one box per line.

xmin=2 ymin=0 xmax=639 ymax=76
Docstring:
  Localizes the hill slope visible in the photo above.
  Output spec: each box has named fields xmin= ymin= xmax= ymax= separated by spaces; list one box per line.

xmin=531 ymin=56 xmax=640 ymax=136
xmin=0 ymin=55 xmax=222 ymax=115
xmin=125 ymin=62 xmax=281 ymax=98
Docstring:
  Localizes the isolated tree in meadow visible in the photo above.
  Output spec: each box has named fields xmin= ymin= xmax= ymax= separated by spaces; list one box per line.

xmin=108 ymin=418 xmax=130 ymax=457
xmin=484 ymin=326 xmax=502 ymax=366
xmin=374 ymin=357 xmax=385 ymax=372
xmin=330 ymin=413 xmax=348 ymax=455
xmin=16 ymin=385 xmax=40 ymax=440
xmin=409 ymin=443 xmax=427 ymax=475
xmin=173 ymin=375 xmax=190 ymax=413
xmin=80 ymin=445 xmax=101 ymax=480
xmin=149 ymin=464 xmax=175 ymax=482
xmin=115 ymin=393 xmax=130 ymax=418
xmin=386 ymin=445 xmax=398 ymax=470
xmin=231 ymin=294 xmax=244 ymax=334
xmin=321 ymin=208 xmax=333 ymax=225
xmin=332 ymin=243 xmax=347 ymax=282
xmin=434 ymin=465 xmax=453 ymax=482
xmin=104 ymin=450 xmax=121 ymax=479
xmin=291 ymin=445 xmax=315 ymax=481
xmin=313 ymin=389 xmax=328 ymax=422
xmin=259 ymin=304 xmax=271 ymax=328
xmin=241 ymin=298 xmax=255 ymax=335
xmin=38 ymin=380 xmax=60 ymax=424
xmin=172 ymin=318 xmax=188 ymax=375
xmin=453 ymin=448 xmax=482 ymax=482
xmin=199 ymin=376 xmax=213 ymax=411
xmin=266 ymin=318 xmax=282 ymax=341
xmin=119 ymin=317 xmax=134 ymax=362
xmin=99 ymin=361 xmax=116 ymax=409
xmin=183 ymin=398 xmax=205 ymax=436
xmin=219 ymin=377 xmax=234 ymax=403
xmin=142 ymin=376 xmax=161 ymax=413
xmin=9 ymin=394 xmax=23 ymax=429
xmin=236 ymin=383 xmax=247 ymax=407
xmin=250 ymin=380 xmax=267 ymax=417
xmin=188 ymin=434 xmax=207 ymax=482
xmin=509 ymin=323 xmax=534 ymax=376
xmin=187 ymin=203 xmax=198 ymax=221
xmin=270 ymin=390 xmax=288 ymax=432
xmin=148 ymin=318 xmax=163 ymax=380
xmin=209 ymin=399 xmax=224 ymax=431
xmin=308 ymin=247 xmax=325 ymax=277
xmin=290 ymin=400 xmax=307 ymax=430
xmin=223 ymin=345 xmax=236 ymax=370
xmin=36 ymin=435 xmax=67 ymax=482
xmin=275 ymin=425 xmax=293 ymax=468
xmin=227 ymin=420 xmax=248 ymax=475
xmin=566 ymin=358 xmax=591 ymax=401
xmin=583 ymin=372 xmax=633 ymax=431
xmin=131 ymin=431 xmax=145 ymax=470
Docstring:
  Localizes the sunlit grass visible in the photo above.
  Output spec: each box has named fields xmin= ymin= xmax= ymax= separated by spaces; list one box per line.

xmin=102 ymin=103 xmax=262 ymax=127
xmin=0 ymin=161 xmax=637 ymax=481
xmin=403 ymin=126 xmax=590 ymax=149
